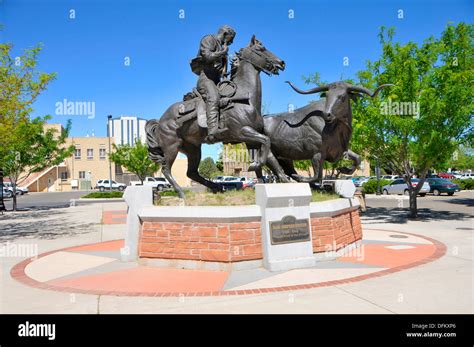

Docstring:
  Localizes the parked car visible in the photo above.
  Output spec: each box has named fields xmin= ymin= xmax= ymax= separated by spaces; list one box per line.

xmin=451 ymin=172 xmax=463 ymax=179
xmin=212 ymin=176 xmax=237 ymax=183
xmin=437 ymin=172 xmax=455 ymax=179
xmin=222 ymin=176 xmax=240 ymax=182
xmin=382 ymin=175 xmax=400 ymax=180
xmin=239 ymin=177 xmax=255 ymax=189
xmin=357 ymin=176 xmax=377 ymax=187
xmin=129 ymin=176 xmax=171 ymax=191
xmin=426 ymin=178 xmax=460 ymax=196
xmin=460 ymin=173 xmax=474 ymax=180
xmin=382 ymin=178 xmax=430 ymax=196
xmin=3 ymin=182 xmax=28 ymax=195
xmin=2 ymin=187 xmax=13 ymax=199
xmin=212 ymin=176 xmax=223 ymax=183
xmin=96 ymin=179 xmax=127 ymax=191
xmin=153 ymin=177 xmax=172 ymax=191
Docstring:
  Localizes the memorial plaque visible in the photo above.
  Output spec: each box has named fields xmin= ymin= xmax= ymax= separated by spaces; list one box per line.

xmin=270 ymin=215 xmax=310 ymax=245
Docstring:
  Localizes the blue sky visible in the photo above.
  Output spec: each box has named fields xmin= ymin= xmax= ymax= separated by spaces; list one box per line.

xmin=1 ymin=0 xmax=472 ymax=160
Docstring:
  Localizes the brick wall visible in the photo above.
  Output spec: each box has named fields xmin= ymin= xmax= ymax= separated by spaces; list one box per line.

xmin=139 ymin=221 xmax=262 ymax=262
xmin=311 ymin=210 xmax=363 ymax=253
xmin=139 ymin=209 xmax=362 ymax=263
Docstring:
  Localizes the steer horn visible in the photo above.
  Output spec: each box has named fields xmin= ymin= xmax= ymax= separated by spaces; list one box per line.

xmin=348 ymin=84 xmax=394 ymax=97
xmin=285 ymin=81 xmax=329 ymax=94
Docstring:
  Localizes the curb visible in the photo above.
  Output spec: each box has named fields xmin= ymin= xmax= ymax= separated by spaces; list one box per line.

xmin=71 ymin=198 xmax=125 ymax=205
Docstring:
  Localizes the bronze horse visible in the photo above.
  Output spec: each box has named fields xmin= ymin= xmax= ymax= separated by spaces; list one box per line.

xmin=146 ymin=35 xmax=289 ymax=198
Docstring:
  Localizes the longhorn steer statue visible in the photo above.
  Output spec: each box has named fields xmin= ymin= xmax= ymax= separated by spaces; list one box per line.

xmin=261 ymin=81 xmax=393 ymax=183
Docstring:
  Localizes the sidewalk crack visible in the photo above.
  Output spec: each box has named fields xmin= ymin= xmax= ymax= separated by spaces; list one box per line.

xmin=334 ymin=285 xmax=397 ymax=314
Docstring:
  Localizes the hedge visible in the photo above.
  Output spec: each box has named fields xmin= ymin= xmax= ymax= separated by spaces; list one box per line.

xmin=82 ymin=191 xmax=124 ymax=199
xmin=452 ymin=178 xmax=474 ymax=190
xmin=362 ymin=179 xmax=392 ymax=194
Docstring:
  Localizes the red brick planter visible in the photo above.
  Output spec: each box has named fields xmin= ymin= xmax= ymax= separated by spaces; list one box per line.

xmin=138 ymin=199 xmax=362 ymax=263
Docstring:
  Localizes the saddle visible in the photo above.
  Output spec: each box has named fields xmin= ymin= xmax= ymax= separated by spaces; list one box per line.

xmin=177 ymin=80 xmax=249 ymax=128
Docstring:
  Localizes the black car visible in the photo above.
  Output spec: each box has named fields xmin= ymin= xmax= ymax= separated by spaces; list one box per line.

xmin=426 ymin=178 xmax=460 ymax=196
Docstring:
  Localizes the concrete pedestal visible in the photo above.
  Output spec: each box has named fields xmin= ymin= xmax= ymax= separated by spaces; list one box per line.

xmin=256 ymin=183 xmax=315 ymax=272
xmin=122 ymin=185 xmax=153 ymax=261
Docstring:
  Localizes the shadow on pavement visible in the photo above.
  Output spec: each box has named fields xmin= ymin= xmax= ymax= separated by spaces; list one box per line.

xmin=0 ymin=208 xmax=97 ymax=241
xmin=361 ymin=207 xmax=472 ymax=224
xmin=442 ymin=198 xmax=474 ymax=207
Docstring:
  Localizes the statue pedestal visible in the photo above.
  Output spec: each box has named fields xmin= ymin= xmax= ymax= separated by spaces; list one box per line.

xmin=256 ymin=183 xmax=315 ymax=272
xmin=122 ymin=185 xmax=154 ymax=261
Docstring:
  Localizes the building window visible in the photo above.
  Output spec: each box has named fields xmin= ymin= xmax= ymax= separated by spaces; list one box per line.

xmin=79 ymin=171 xmax=86 ymax=179
xmin=74 ymin=148 xmax=81 ymax=159
xmin=60 ymin=172 xmax=68 ymax=180
xmin=99 ymin=148 xmax=106 ymax=160
xmin=87 ymin=149 xmax=93 ymax=160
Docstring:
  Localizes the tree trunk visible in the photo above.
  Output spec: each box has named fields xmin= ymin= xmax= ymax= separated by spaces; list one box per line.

xmin=409 ymin=190 xmax=418 ymax=218
xmin=12 ymin=185 xmax=17 ymax=211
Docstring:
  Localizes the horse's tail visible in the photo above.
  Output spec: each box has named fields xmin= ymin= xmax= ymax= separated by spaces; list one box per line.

xmin=145 ymin=119 xmax=165 ymax=164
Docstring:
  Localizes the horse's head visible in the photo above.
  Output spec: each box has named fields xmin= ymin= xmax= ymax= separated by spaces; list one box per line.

xmin=235 ymin=35 xmax=285 ymax=75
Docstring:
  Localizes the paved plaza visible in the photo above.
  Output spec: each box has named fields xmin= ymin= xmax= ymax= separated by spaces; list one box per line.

xmin=0 ymin=192 xmax=472 ymax=313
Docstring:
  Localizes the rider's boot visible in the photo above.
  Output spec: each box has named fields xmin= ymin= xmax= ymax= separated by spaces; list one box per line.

xmin=205 ymin=105 xmax=228 ymax=144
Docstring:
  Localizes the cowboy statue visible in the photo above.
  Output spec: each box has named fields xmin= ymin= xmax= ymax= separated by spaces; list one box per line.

xmin=190 ymin=25 xmax=236 ymax=143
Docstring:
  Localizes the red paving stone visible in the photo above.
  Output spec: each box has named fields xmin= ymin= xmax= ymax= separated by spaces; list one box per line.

xmin=338 ymin=243 xmax=436 ymax=268
xmin=66 ymin=240 xmax=125 ymax=252
xmin=10 ymin=229 xmax=447 ymax=297
xmin=102 ymin=210 xmax=127 ymax=225
xmin=47 ymin=267 xmax=229 ymax=294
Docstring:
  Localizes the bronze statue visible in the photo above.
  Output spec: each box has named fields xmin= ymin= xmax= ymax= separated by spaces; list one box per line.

xmin=260 ymin=81 xmax=393 ymax=182
xmin=190 ymin=25 xmax=236 ymax=144
xmin=146 ymin=32 xmax=289 ymax=198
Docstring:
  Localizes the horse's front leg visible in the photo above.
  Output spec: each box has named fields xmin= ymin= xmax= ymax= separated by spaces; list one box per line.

xmin=239 ymin=126 xmax=269 ymax=171
xmin=239 ymin=126 xmax=289 ymax=183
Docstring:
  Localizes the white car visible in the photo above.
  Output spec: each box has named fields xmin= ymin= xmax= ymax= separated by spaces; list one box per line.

xmin=3 ymin=182 xmax=28 ymax=195
xmin=153 ymin=177 xmax=172 ymax=191
xmin=382 ymin=178 xmax=430 ymax=196
xmin=2 ymin=187 xmax=13 ymax=198
xmin=382 ymin=175 xmax=400 ymax=180
xmin=96 ymin=179 xmax=127 ymax=191
xmin=460 ymin=173 xmax=474 ymax=180
xmin=129 ymin=176 xmax=171 ymax=191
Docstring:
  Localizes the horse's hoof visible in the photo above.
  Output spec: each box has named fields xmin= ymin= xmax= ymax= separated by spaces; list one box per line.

xmin=248 ymin=162 xmax=260 ymax=172
xmin=291 ymin=174 xmax=305 ymax=181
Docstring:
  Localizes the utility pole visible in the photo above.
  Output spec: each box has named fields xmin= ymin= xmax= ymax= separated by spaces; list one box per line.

xmin=108 ymin=115 xmax=113 ymax=191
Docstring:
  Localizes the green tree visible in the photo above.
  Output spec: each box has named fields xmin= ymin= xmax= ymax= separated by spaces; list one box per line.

xmin=294 ymin=160 xmax=312 ymax=177
xmin=353 ymin=23 xmax=474 ymax=217
xmin=3 ymin=116 xmax=74 ymax=210
xmin=109 ymin=140 xmax=160 ymax=184
xmin=198 ymin=157 xmax=218 ymax=179
xmin=445 ymin=146 xmax=474 ymax=171
xmin=0 ymin=41 xmax=57 ymax=157
xmin=1 ymin=34 xmax=63 ymax=210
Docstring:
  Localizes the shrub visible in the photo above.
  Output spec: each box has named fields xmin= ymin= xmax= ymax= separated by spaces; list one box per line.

xmin=452 ymin=178 xmax=474 ymax=190
xmin=362 ymin=179 xmax=392 ymax=194
xmin=82 ymin=191 xmax=124 ymax=199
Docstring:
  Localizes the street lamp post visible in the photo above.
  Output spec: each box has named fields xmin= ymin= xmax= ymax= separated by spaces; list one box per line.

xmin=107 ymin=115 xmax=113 ymax=191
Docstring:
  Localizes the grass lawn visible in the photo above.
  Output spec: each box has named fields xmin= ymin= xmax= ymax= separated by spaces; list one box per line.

xmin=157 ymin=189 xmax=339 ymax=206
xmin=82 ymin=191 xmax=124 ymax=199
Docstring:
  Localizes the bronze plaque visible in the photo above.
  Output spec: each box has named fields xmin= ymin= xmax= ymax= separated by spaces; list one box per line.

xmin=270 ymin=215 xmax=310 ymax=245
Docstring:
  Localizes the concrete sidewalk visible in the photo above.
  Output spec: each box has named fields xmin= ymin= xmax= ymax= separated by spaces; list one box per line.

xmin=0 ymin=197 xmax=472 ymax=314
